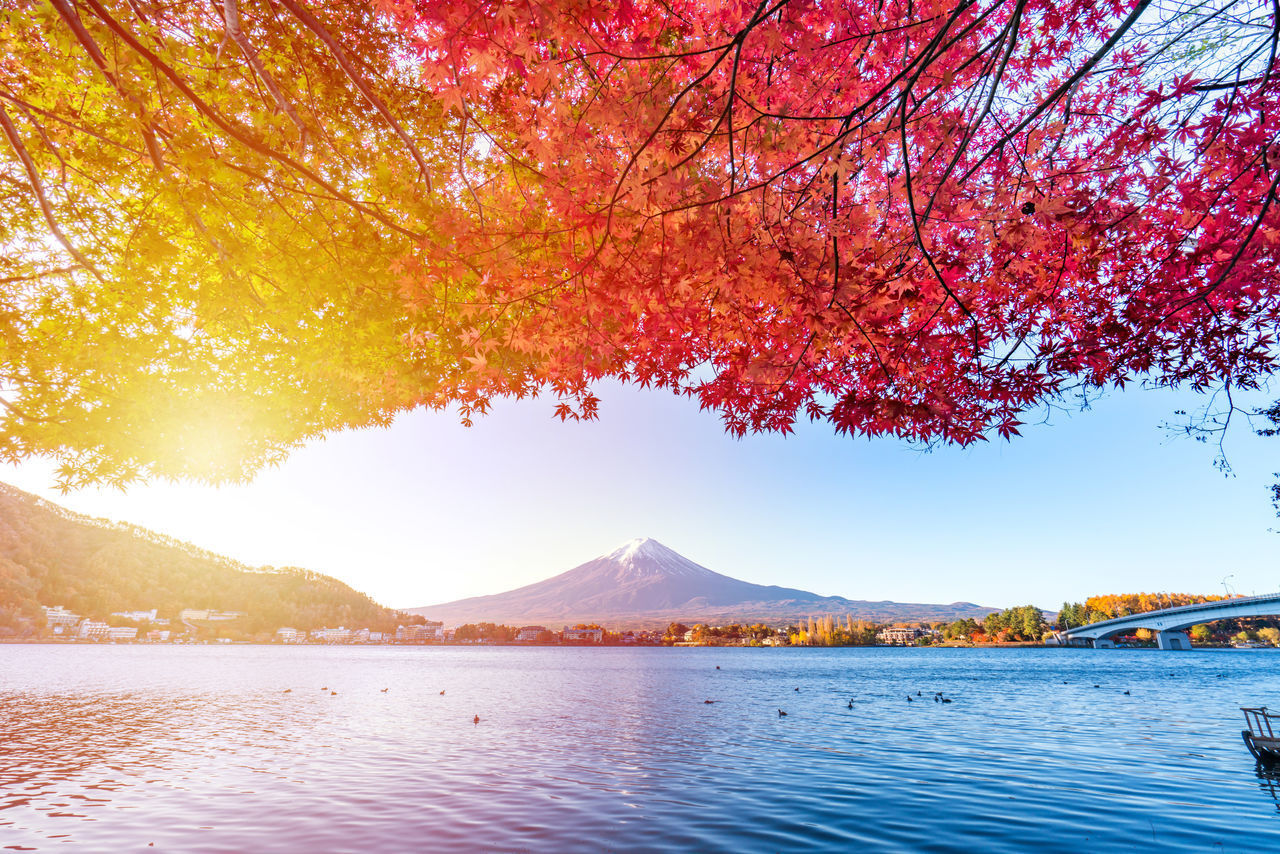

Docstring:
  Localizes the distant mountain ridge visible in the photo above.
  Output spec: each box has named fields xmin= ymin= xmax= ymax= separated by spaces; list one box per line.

xmin=407 ymin=537 xmax=996 ymax=628
xmin=0 ymin=482 xmax=401 ymax=633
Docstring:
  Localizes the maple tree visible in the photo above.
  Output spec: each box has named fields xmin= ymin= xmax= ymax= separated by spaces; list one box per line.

xmin=0 ymin=0 xmax=448 ymax=485
xmin=1 ymin=0 xmax=1277 ymax=486
xmin=391 ymin=0 xmax=1280 ymax=439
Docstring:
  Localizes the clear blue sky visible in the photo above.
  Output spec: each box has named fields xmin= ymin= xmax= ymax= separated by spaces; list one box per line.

xmin=3 ymin=382 xmax=1276 ymax=612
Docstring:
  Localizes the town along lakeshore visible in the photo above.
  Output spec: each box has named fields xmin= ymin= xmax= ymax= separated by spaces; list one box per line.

xmin=2 ymin=644 xmax=1278 ymax=852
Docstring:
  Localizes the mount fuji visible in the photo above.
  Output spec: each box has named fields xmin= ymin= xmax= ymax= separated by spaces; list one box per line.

xmin=405 ymin=538 xmax=995 ymax=628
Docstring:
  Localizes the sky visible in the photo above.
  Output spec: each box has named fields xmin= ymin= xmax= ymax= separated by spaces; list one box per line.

xmin=3 ymin=381 xmax=1277 ymax=612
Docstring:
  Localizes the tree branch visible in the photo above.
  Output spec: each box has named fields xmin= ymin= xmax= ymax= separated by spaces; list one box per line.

xmin=220 ymin=0 xmax=310 ymax=147
xmin=0 ymin=102 xmax=104 ymax=282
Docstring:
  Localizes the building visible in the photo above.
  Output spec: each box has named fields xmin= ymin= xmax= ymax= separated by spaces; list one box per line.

xmin=396 ymin=622 xmax=443 ymax=643
xmin=276 ymin=627 xmax=303 ymax=643
xmin=310 ymin=627 xmax=353 ymax=643
xmin=77 ymin=620 xmax=111 ymax=640
xmin=111 ymin=609 xmax=157 ymax=622
xmin=146 ymin=630 xmax=172 ymax=642
xmin=876 ymin=626 xmax=925 ymax=646
xmin=107 ymin=627 xmax=138 ymax=641
xmin=516 ymin=626 xmax=549 ymax=642
xmin=43 ymin=606 xmax=80 ymax=633
xmin=180 ymin=609 xmax=247 ymax=622
xmin=562 ymin=627 xmax=604 ymax=644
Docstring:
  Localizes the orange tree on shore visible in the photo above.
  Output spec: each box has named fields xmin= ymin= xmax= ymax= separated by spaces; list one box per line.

xmin=1 ymin=0 xmax=1276 ymax=487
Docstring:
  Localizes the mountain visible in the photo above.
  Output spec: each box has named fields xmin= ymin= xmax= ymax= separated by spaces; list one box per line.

xmin=0 ymin=482 xmax=402 ymax=635
xmin=406 ymin=537 xmax=996 ymax=628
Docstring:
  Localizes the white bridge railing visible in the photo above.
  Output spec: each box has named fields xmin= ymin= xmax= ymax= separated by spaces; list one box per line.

xmin=1059 ymin=591 xmax=1280 ymax=650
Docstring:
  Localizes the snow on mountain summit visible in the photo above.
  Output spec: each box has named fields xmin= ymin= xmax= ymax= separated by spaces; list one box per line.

xmin=606 ymin=537 xmax=673 ymax=562
xmin=603 ymin=537 xmax=714 ymax=579
xmin=605 ymin=537 xmax=655 ymax=561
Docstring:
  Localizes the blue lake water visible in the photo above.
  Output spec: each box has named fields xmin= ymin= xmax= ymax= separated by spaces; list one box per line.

xmin=1 ymin=644 xmax=1278 ymax=852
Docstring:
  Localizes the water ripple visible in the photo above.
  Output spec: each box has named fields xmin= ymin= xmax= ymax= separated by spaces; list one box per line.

xmin=0 ymin=645 xmax=1277 ymax=852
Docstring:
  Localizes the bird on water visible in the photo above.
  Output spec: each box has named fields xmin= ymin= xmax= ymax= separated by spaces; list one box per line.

xmin=778 ymin=709 xmax=788 ymax=717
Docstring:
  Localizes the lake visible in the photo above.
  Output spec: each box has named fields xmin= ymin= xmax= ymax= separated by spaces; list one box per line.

xmin=1 ymin=645 xmax=1277 ymax=852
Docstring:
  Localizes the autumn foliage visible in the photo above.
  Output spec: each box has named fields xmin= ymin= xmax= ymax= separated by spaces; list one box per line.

xmin=389 ymin=0 xmax=1280 ymax=443
xmin=1056 ymin=592 xmax=1232 ymax=628
xmin=0 ymin=0 xmax=1277 ymax=484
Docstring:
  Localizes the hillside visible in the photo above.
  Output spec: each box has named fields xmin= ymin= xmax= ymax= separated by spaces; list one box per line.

xmin=0 ymin=482 xmax=400 ymax=634
xmin=408 ymin=538 xmax=996 ymax=628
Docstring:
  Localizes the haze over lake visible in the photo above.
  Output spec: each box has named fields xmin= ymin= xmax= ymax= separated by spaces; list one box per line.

xmin=2 ymin=645 xmax=1278 ymax=852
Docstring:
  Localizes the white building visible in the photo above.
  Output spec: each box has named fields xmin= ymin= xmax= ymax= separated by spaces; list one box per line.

xmin=310 ymin=627 xmax=352 ymax=643
xmin=396 ymin=622 xmax=443 ymax=642
xmin=43 ymin=606 xmax=80 ymax=633
xmin=562 ymin=627 xmax=604 ymax=644
xmin=876 ymin=627 xmax=925 ymax=646
xmin=107 ymin=627 xmax=138 ymax=641
xmin=111 ymin=609 xmax=157 ymax=622
xmin=276 ymin=627 xmax=303 ymax=643
xmin=180 ymin=609 xmax=246 ymax=622
xmin=77 ymin=620 xmax=111 ymax=640
xmin=516 ymin=626 xmax=549 ymax=642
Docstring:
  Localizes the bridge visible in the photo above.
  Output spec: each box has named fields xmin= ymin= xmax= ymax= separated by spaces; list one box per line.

xmin=1059 ymin=592 xmax=1280 ymax=650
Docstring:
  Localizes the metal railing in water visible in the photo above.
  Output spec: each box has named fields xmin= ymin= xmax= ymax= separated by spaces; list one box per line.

xmin=1243 ymin=707 xmax=1280 ymax=741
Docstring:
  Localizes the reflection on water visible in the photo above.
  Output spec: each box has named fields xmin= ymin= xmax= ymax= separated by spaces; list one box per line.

xmin=0 ymin=645 xmax=1277 ymax=852
xmin=1255 ymin=767 xmax=1280 ymax=814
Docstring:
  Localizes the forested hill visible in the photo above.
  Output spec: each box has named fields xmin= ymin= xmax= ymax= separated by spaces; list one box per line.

xmin=0 ymin=482 xmax=399 ymax=633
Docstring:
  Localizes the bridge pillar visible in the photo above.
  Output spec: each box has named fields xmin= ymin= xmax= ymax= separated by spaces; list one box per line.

xmin=1157 ymin=630 xmax=1191 ymax=651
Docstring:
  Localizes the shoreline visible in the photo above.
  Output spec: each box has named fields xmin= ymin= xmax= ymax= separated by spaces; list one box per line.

xmin=0 ymin=638 xmax=1262 ymax=650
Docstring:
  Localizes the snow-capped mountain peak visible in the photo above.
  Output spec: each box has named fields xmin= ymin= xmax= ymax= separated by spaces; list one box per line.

xmin=602 ymin=537 xmax=711 ymax=578
xmin=606 ymin=536 xmax=664 ymax=562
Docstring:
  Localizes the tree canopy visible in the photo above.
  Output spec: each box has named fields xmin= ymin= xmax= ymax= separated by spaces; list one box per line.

xmin=1 ymin=0 xmax=1276 ymax=486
